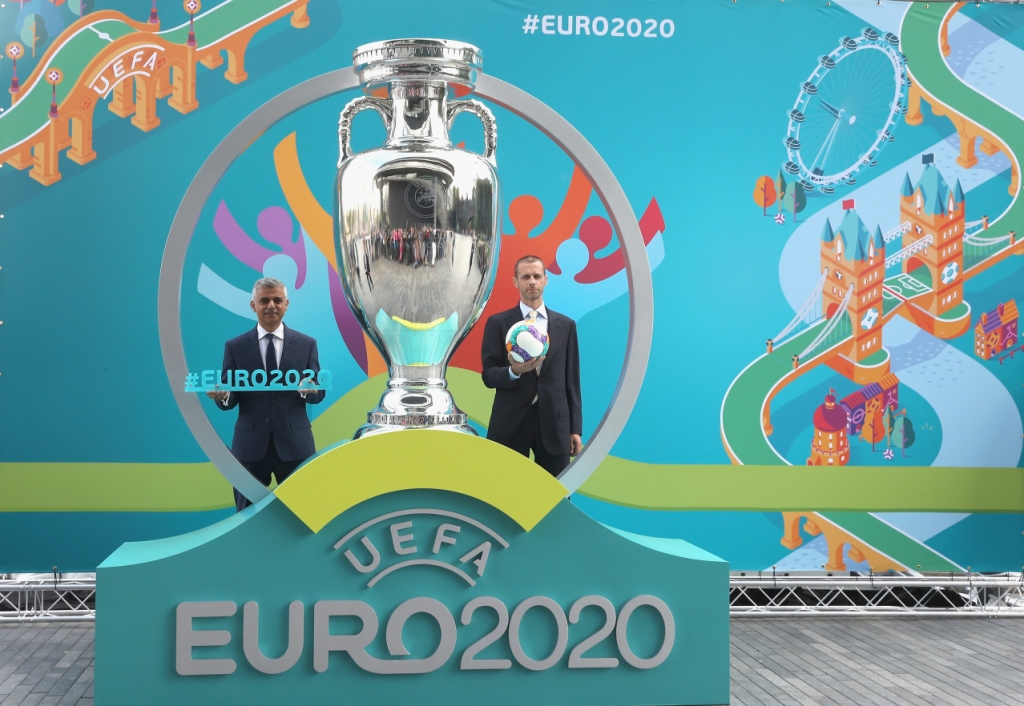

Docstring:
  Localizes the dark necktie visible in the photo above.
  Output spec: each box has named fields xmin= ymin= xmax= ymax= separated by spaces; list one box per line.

xmin=264 ymin=333 xmax=278 ymax=371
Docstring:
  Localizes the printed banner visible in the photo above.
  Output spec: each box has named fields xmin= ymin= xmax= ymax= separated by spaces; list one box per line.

xmin=1 ymin=0 xmax=1022 ymax=572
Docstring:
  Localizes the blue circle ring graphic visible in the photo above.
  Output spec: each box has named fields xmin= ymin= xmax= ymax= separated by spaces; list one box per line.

xmin=158 ymin=67 xmax=654 ymax=503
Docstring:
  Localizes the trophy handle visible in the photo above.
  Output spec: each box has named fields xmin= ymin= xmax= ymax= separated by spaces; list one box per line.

xmin=446 ymin=99 xmax=497 ymax=163
xmin=338 ymin=96 xmax=393 ymax=164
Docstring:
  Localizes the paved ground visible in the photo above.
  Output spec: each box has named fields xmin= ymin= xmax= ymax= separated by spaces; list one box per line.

xmin=2 ymin=617 xmax=1024 ymax=704
xmin=732 ymin=617 xmax=1024 ymax=705
xmin=0 ymin=623 xmax=91 ymax=706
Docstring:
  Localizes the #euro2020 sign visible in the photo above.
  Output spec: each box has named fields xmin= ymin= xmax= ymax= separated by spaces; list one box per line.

xmin=96 ymin=434 xmax=729 ymax=705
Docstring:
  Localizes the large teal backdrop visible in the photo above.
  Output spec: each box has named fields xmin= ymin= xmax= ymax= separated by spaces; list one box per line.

xmin=1 ymin=0 xmax=1022 ymax=572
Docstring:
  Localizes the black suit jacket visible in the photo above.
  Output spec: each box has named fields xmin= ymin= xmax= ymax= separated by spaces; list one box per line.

xmin=481 ymin=306 xmax=582 ymax=455
xmin=217 ymin=325 xmax=325 ymax=463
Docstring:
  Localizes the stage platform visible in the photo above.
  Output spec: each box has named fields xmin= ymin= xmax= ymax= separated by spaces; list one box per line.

xmin=2 ymin=618 xmax=1023 ymax=705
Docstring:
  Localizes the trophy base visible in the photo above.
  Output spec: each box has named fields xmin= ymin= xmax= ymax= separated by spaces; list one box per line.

xmin=353 ymin=386 xmax=478 ymax=439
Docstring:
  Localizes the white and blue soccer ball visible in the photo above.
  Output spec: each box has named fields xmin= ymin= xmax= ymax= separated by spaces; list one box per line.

xmin=505 ymin=321 xmax=550 ymax=363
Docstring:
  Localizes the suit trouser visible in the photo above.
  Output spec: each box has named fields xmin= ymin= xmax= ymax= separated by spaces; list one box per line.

xmin=505 ymin=403 xmax=570 ymax=478
xmin=233 ymin=434 xmax=303 ymax=512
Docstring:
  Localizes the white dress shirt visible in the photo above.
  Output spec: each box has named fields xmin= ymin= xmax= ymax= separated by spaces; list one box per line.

xmin=257 ymin=323 xmax=285 ymax=369
xmin=260 ymin=323 xmax=309 ymax=396
xmin=520 ymin=302 xmax=548 ymax=334
xmin=221 ymin=324 xmax=289 ymax=406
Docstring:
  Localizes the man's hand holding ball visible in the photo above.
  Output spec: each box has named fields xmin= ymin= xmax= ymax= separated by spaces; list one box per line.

xmin=509 ymin=352 xmax=545 ymax=376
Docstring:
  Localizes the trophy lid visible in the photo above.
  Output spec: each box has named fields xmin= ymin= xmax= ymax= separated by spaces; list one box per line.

xmin=353 ymin=39 xmax=483 ymax=90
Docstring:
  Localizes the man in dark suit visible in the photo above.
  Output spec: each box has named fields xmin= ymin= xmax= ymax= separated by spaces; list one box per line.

xmin=481 ymin=255 xmax=583 ymax=476
xmin=207 ymin=278 xmax=326 ymax=511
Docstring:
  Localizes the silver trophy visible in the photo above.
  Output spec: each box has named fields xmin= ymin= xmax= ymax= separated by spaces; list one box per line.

xmin=334 ymin=39 xmax=500 ymax=438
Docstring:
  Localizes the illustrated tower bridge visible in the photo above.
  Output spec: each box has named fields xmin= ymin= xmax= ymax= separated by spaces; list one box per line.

xmin=0 ymin=0 xmax=310 ymax=186
xmin=719 ymin=2 xmax=1024 ymax=575
xmin=722 ymin=152 xmax=1022 ymax=465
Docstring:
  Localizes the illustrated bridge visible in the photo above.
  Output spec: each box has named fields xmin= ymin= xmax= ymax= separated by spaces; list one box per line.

xmin=718 ymin=2 xmax=1024 ymax=572
xmin=0 ymin=0 xmax=310 ymax=185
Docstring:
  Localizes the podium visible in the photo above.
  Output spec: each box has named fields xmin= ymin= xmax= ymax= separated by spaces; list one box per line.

xmin=96 ymin=433 xmax=729 ymax=705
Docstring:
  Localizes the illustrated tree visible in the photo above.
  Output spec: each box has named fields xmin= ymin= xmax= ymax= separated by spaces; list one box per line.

xmin=782 ymin=181 xmax=806 ymax=222
xmin=892 ymin=414 xmax=916 ymax=457
xmin=752 ymin=176 xmax=777 ymax=216
xmin=861 ymin=409 xmax=886 ymax=452
xmin=883 ymin=406 xmax=898 ymax=447
xmin=20 ymin=14 xmax=47 ymax=58
xmin=70 ymin=0 xmax=94 ymax=16
xmin=775 ymin=170 xmax=788 ymax=213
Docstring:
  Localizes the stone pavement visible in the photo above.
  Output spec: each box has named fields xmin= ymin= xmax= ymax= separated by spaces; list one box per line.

xmin=731 ymin=617 xmax=1024 ymax=705
xmin=3 ymin=617 xmax=1024 ymax=705
xmin=0 ymin=623 xmax=91 ymax=706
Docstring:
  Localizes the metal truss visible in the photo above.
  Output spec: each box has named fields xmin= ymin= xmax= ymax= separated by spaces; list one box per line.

xmin=3 ymin=572 xmax=1023 ymax=621
xmin=0 ymin=574 xmax=96 ymax=623
xmin=731 ymin=572 xmax=1024 ymax=617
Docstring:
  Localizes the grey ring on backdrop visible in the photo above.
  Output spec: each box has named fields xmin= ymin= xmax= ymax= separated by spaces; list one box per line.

xmin=158 ymin=67 xmax=653 ymax=503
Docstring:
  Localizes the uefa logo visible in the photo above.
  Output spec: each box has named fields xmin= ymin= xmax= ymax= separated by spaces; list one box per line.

xmin=405 ymin=178 xmax=443 ymax=218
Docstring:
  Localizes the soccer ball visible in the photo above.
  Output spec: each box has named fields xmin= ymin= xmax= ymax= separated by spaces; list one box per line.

xmin=505 ymin=320 xmax=549 ymax=363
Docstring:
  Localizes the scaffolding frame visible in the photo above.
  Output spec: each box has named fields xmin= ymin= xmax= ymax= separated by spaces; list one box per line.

xmin=3 ymin=573 xmax=1023 ymax=622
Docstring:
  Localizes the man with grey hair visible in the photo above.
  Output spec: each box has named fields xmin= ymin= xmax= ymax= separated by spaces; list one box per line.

xmin=208 ymin=277 xmax=325 ymax=511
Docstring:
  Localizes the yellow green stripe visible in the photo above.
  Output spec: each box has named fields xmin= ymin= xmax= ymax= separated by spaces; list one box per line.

xmin=577 ymin=456 xmax=1024 ymax=513
xmin=0 ymin=462 xmax=233 ymax=513
xmin=275 ymin=431 xmax=566 ymax=533
xmin=0 ymin=368 xmax=495 ymax=514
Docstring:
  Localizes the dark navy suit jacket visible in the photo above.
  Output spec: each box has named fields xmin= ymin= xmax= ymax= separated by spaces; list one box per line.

xmin=217 ymin=325 xmax=325 ymax=463
xmin=481 ymin=306 xmax=582 ymax=455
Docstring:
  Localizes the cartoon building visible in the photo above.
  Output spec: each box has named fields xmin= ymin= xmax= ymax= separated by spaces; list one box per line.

xmin=808 ymin=389 xmax=849 ymax=466
xmin=899 ymin=153 xmax=966 ymax=316
xmin=974 ymin=300 xmax=1019 ymax=360
xmin=820 ymin=200 xmax=886 ymax=362
xmin=839 ymin=373 xmax=900 ymax=436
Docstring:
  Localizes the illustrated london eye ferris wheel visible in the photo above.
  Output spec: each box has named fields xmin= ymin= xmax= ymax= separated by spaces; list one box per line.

xmin=783 ymin=28 xmax=909 ymax=194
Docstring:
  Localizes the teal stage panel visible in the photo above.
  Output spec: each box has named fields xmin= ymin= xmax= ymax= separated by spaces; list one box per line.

xmin=96 ymin=436 xmax=730 ymax=705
